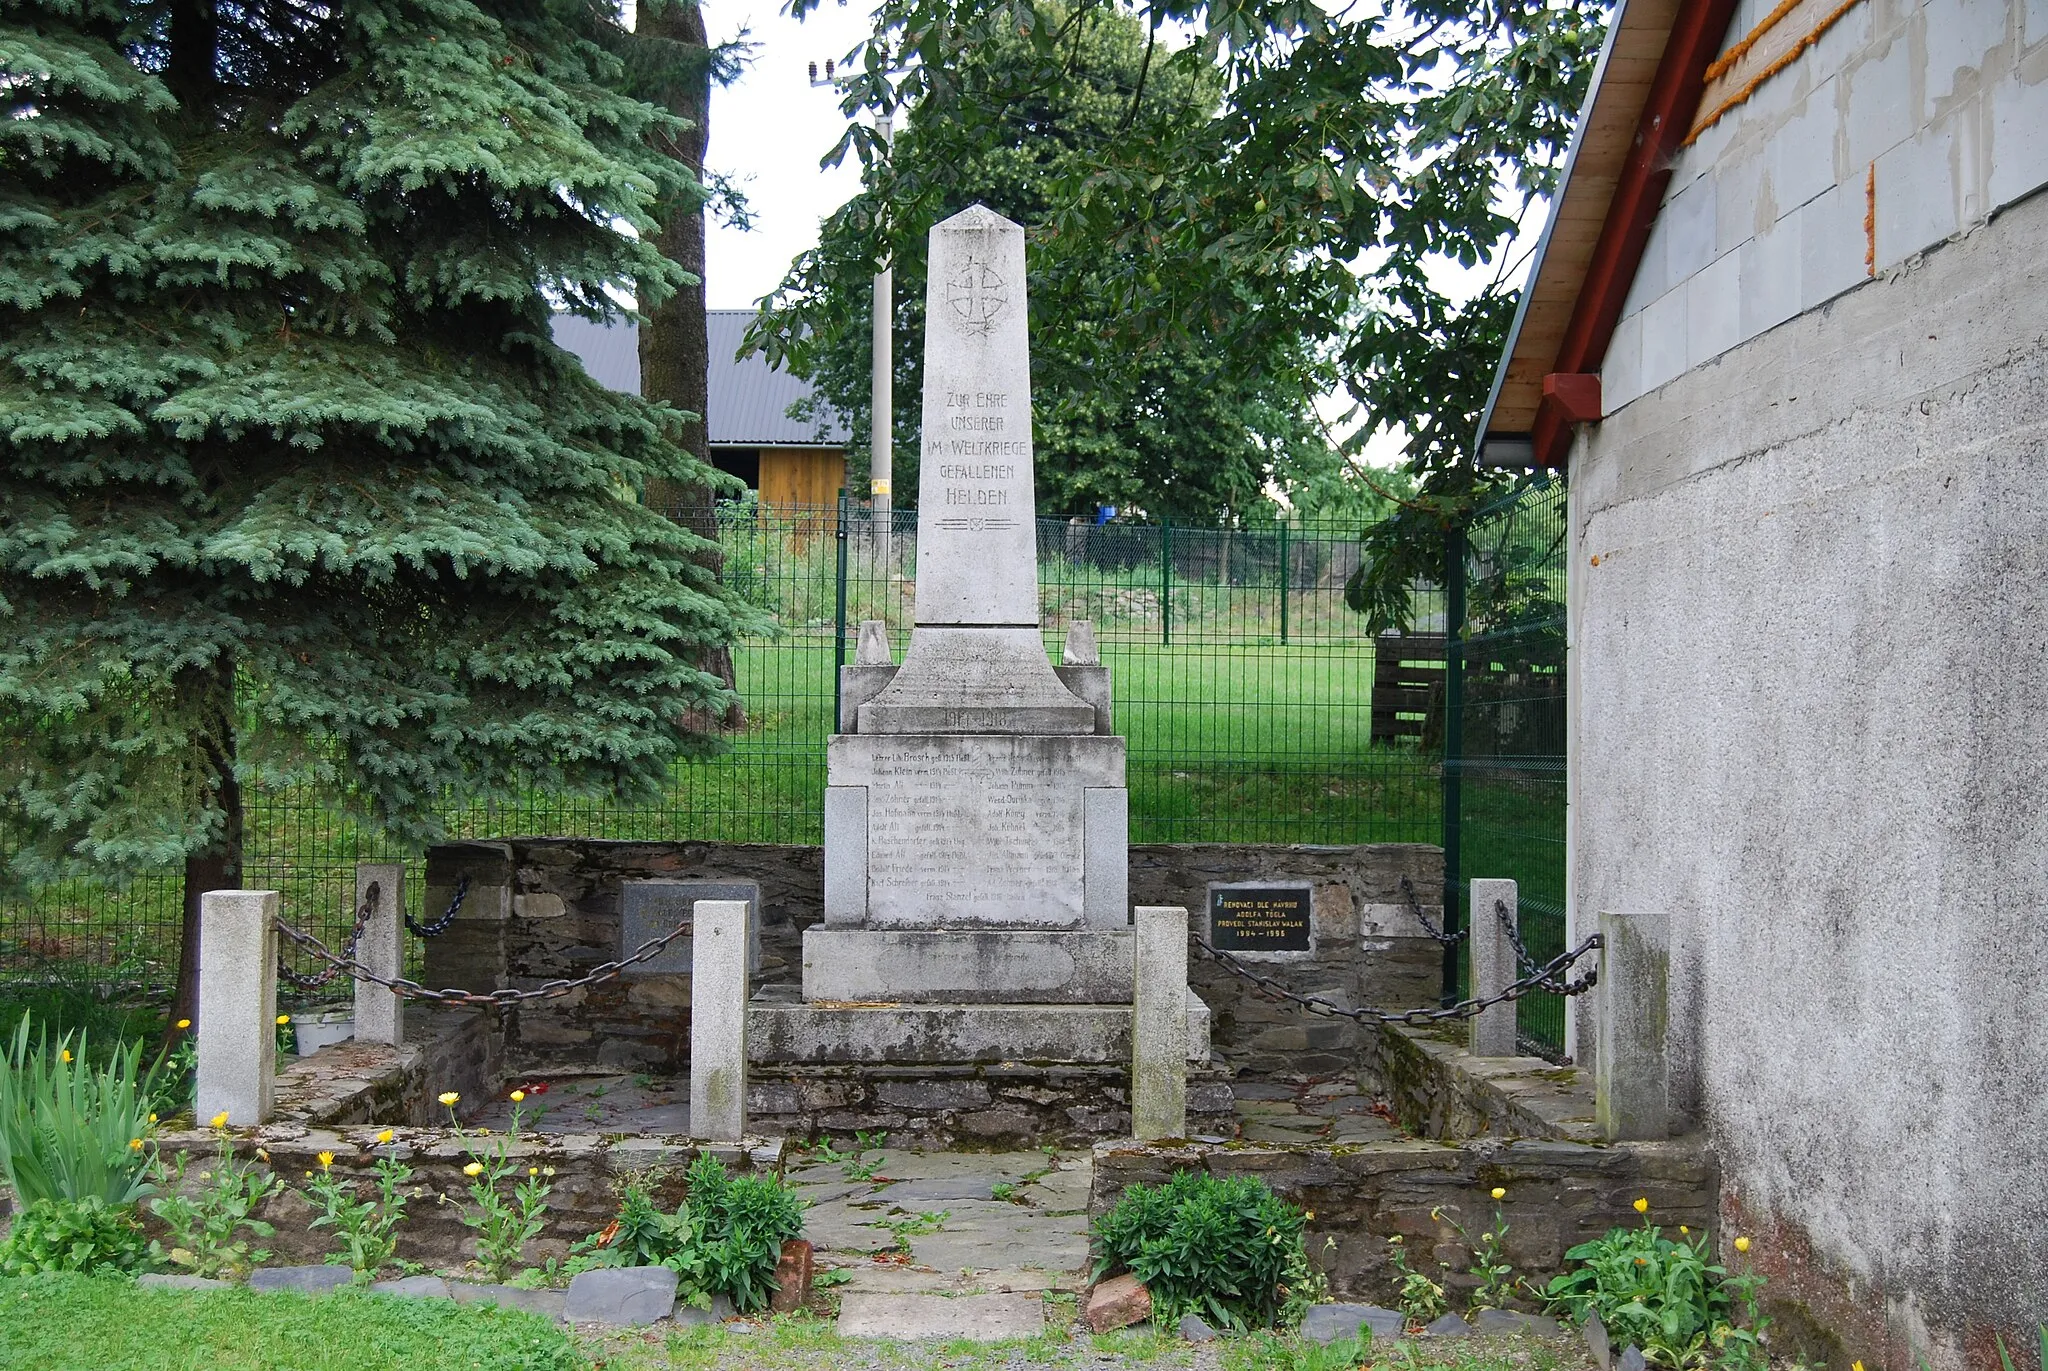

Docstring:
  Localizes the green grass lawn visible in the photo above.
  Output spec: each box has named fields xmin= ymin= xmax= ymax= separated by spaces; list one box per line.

xmin=0 ymin=1274 xmax=1595 ymax=1371
xmin=0 ymin=1273 xmax=587 ymax=1371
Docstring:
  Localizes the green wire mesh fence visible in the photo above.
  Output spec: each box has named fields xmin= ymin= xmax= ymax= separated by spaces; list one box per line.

xmin=2 ymin=502 xmax=1449 ymax=1000
xmin=1448 ymin=477 xmax=1569 ymax=1056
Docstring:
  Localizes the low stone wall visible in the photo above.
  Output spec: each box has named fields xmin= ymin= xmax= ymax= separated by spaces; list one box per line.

xmin=1090 ymin=1136 xmax=1717 ymax=1305
xmin=1360 ymin=1022 xmax=1598 ymax=1142
xmin=153 ymin=1012 xmax=781 ymax=1269
xmin=747 ymin=1063 xmax=1238 ymax=1150
xmin=422 ymin=839 xmax=1445 ymax=1077
xmin=154 ymin=1124 xmax=784 ymax=1269
xmin=1136 ymin=843 xmax=1444 ymax=1076
xmin=272 ymin=1007 xmax=502 ymax=1128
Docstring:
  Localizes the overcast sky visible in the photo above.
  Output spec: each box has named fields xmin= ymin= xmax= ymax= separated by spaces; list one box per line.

xmin=702 ymin=1 xmax=879 ymax=310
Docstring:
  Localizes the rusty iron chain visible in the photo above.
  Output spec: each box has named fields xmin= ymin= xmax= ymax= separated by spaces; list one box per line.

xmin=277 ymin=882 xmax=380 ymax=991
xmin=1494 ymin=896 xmax=1548 ymax=975
xmin=1190 ymin=929 xmax=1602 ymax=1026
xmin=272 ymin=910 xmax=690 ymax=1008
xmin=1399 ymin=874 xmax=1466 ymax=946
xmin=405 ymin=872 xmax=469 ymax=939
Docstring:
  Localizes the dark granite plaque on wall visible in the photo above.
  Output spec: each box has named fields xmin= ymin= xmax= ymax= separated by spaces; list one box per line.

xmin=620 ymin=880 xmax=761 ymax=976
xmin=1206 ymin=882 xmax=1314 ymax=953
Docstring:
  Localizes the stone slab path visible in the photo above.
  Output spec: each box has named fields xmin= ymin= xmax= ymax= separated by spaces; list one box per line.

xmin=788 ymin=1146 xmax=1094 ymax=1303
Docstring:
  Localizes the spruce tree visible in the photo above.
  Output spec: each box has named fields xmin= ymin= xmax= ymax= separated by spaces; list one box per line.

xmin=0 ymin=0 xmax=755 ymax=1021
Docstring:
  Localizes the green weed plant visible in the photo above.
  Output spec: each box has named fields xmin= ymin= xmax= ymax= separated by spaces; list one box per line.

xmin=574 ymin=1155 xmax=806 ymax=1313
xmin=1092 ymin=1170 xmax=1309 ymax=1332
xmin=305 ymin=1153 xmax=415 ymax=1278
xmin=1544 ymin=1206 xmax=1764 ymax=1369
xmin=455 ymin=1101 xmax=554 ymax=1282
xmin=148 ymin=1140 xmax=282 ymax=1279
xmin=0 ymin=1195 xmax=149 ymax=1276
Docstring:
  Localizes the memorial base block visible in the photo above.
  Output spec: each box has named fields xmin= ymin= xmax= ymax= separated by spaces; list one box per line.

xmin=748 ymin=991 xmax=1211 ymax=1066
xmin=801 ymin=929 xmax=1134 ymax=1004
xmin=826 ymin=731 xmax=1127 ymax=933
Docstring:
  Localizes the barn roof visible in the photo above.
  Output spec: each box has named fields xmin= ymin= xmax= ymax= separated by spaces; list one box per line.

xmin=1475 ymin=0 xmax=1739 ymax=467
xmin=550 ymin=311 xmax=849 ymax=449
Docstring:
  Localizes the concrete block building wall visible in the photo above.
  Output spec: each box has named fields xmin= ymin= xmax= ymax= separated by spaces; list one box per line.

xmin=1567 ymin=171 xmax=2048 ymax=1369
xmin=1602 ymin=0 xmax=2048 ymax=408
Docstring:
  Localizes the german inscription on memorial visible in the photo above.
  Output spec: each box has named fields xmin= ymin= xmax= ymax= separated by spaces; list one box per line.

xmin=1207 ymin=884 xmax=1313 ymax=952
xmin=865 ymin=745 xmax=1084 ymax=926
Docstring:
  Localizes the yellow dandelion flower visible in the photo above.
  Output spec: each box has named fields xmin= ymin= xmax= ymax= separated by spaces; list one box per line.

xmin=1853 ymin=1362 xmax=1864 ymax=1371
xmin=276 ymin=1014 xmax=291 ymax=1026
xmin=60 ymin=1049 xmax=73 ymax=1063
xmin=1680 ymin=1225 xmax=1690 ymax=1235
xmin=438 ymin=1092 xmax=460 ymax=1107
xmin=317 ymin=1151 xmax=335 ymax=1169
xmin=528 ymin=1167 xmax=539 ymax=1177
xmin=510 ymin=1090 xmax=526 ymax=1103
xmin=1633 ymin=1197 xmax=1649 ymax=1214
xmin=1490 ymin=1187 xmax=1506 ymax=1201
xmin=463 ymin=1162 xmax=484 ymax=1177
xmin=129 ymin=1138 xmax=143 ymax=1151
xmin=304 ymin=1170 xmax=313 ymax=1178
xmin=376 ymin=1129 xmax=395 ymax=1145
xmin=175 ymin=1019 xmax=192 ymax=1030
xmin=149 ymin=1113 xmax=158 ymax=1123
xmin=1735 ymin=1236 xmax=1751 ymax=1253
xmin=211 ymin=1111 xmax=230 ymax=1129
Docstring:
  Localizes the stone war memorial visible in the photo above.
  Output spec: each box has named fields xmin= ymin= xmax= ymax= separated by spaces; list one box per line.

xmin=754 ymin=205 xmax=1208 ymax=1114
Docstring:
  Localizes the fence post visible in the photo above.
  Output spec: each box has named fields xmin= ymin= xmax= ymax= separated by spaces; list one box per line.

xmin=832 ymin=489 xmax=849 ymax=735
xmin=1277 ymin=517 xmax=1290 ymax=646
xmin=195 ymin=890 xmax=280 ymax=1128
xmin=1441 ymin=522 xmax=1467 ymax=1005
xmin=689 ymin=899 xmax=751 ymax=1142
xmin=1160 ymin=519 xmax=1173 ymax=647
xmin=354 ymin=863 xmax=404 ymax=1047
xmin=1132 ymin=905 xmax=1188 ymax=1140
xmin=1468 ymin=878 xmax=1517 ymax=1055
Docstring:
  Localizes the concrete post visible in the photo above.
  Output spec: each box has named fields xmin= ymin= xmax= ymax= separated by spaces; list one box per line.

xmin=196 ymin=890 xmax=280 ymax=1128
xmin=689 ymin=899 xmax=751 ymax=1142
xmin=354 ymin=863 xmax=405 ymax=1046
xmin=1469 ymin=878 xmax=1519 ymax=1056
xmin=1594 ymin=909 xmax=1670 ymax=1141
xmin=1132 ymin=905 xmax=1188 ymax=1140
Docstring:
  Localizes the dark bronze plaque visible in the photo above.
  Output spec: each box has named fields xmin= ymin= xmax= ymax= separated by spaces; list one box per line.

xmin=1207 ymin=884 xmax=1313 ymax=952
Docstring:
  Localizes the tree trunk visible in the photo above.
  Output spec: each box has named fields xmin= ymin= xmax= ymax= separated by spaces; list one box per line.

xmin=163 ymin=0 xmax=228 ymax=1046
xmin=166 ymin=658 xmax=242 ymax=1046
xmin=166 ymin=0 xmax=218 ymax=120
xmin=638 ymin=0 xmax=740 ymax=726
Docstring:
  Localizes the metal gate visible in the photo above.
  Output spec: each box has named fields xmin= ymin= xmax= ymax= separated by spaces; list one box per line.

xmin=1445 ymin=477 xmax=1569 ymax=1056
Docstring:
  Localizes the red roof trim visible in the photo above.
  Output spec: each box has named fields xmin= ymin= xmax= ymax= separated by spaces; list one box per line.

xmin=1528 ymin=0 xmax=1742 ymax=466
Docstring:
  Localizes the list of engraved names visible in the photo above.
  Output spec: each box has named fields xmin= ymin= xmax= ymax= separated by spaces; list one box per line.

xmin=865 ymin=746 xmax=1081 ymax=924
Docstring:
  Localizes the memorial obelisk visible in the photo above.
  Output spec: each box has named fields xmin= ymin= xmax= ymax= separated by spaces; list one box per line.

xmin=750 ymin=205 xmax=1209 ymax=1068
xmin=806 ymin=205 xmax=1135 ymax=990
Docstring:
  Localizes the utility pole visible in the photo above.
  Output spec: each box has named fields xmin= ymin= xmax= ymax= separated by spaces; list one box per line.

xmin=811 ymin=58 xmax=895 ymax=569
xmin=870 ymin=105 xmax=894 ymax=570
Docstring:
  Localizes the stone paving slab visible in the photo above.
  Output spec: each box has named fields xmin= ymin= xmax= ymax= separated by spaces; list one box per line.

xmin=836 ymin=1292 xmax=1046 ymax=1340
